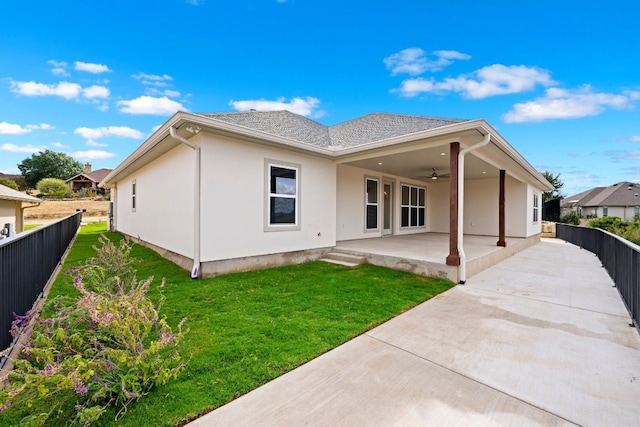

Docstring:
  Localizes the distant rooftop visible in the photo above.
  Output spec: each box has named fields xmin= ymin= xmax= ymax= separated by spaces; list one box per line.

xmin=562 ymin=182 xmax=640 ymax=208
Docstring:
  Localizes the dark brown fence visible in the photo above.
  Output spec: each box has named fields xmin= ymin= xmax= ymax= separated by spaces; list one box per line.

xmin=556 ymin=223 xmax=640 ymax=333
xmin=0 ymin=213 xmax=82 ymax=355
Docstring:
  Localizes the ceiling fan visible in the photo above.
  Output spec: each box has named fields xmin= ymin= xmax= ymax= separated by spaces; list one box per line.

xmin=412 ymin=168 xmax=450 ymax=181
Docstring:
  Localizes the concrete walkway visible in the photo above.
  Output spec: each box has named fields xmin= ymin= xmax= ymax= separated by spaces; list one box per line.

xmin=188 ymin=239 xmax=640 ymax=426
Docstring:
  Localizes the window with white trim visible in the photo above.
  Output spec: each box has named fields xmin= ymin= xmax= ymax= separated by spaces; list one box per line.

xmin=401 ymin=184 xmax=425 ymax=228
xmin=603 ymin=206 xmax=608 ymax=217
xmin=532 ymin=192 xmax=539 ymax=223
xmin=266 ymin=161 xmax=299 ymax=230
xmin=365 ymin=178 xmax=379 ymax=230
xmin=132 ymin=180 xmax=136 ymax=212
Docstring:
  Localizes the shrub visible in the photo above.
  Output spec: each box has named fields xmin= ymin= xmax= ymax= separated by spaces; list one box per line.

xmin=77 ymin=187 xmax=94 ymax=198
xmin=560 ymin=210 xmax=580 ymax=225
xmin=0 ymin=178 xmax=19 ymax=190
xmin=36 ymin=178 xmax=68 ymax=199
xmin=588 ymin=216 xmax=622 ymax=232
xmin=0 ymin=236 xmax=188 ymax=426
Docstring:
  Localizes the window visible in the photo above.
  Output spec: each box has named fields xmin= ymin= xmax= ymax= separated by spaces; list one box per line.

xmin=401 ymin=184 xmax=425 ymax=228
xmin=532 ymin=192 xmax=539 ymax=223
xmin=132 ymin=180 xmax=136 ymax=212
xmin=365 ymin=178 xmax=379 ymax=230
xmin=265 ymin=161 xmax=299 ymax=230
xmin=603 ymin=206 xmax=608 ymax=217
xmin=634 ymin=206 xmax=639 ymax=217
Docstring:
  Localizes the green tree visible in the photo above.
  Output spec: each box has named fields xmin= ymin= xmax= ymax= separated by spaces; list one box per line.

xmin=541 ymin=171 xmax=565 ymax=203
xmin=36 ymin=177 xmax=69 ymax=199
xmin=17 ymin=150 xmax=83 ymax=188
xmin=0 ymin=177 xmax=19 ymax=190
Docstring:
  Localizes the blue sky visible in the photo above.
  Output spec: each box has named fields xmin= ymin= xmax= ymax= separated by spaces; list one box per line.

xmin=1 ymin=0 xmax=639 ymax=196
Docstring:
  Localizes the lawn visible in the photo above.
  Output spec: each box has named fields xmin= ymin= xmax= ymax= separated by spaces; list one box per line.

xmin=3 ymin=222 xmax=454 ymax=426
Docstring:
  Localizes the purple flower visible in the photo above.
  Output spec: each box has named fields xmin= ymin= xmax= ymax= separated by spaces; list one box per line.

xmin=74 ymin=383 xmax=88 ymax=394
xmin=0 ymin=401 xmax=10 ymax=412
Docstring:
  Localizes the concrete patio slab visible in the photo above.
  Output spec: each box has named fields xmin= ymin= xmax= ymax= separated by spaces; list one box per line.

xmin=188 ymin=239 xmax=640 ymax=427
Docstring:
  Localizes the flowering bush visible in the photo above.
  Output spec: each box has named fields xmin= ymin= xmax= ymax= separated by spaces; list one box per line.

xmin=0 ymin=236 xmax=188 ymax=426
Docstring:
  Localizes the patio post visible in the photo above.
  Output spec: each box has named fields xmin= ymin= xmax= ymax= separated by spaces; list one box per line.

xmin=497 ymin=169 xmax=507 ymax=247
xmin=446 ymin=141 xmax=460 ymax=265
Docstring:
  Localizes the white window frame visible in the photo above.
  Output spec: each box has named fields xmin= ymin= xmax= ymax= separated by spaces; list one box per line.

xmin=365 ymin=177 xmax=379 ymax=231
xmin=400 ymin=184 xmax=426 ymax=229
xmin=131 ymin=179 xmax=136 ymax=213
xmin=532 ymin=191 xmax=539 ymax=223
xmin=264 ymin=159 xmax=301 ymax=231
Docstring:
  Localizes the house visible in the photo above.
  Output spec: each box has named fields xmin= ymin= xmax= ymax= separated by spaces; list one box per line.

xmin=100 ymin=111 xmax=553 ymax=283
xmin=66 ymin=163 xmax=112 ymax=194
xmin=561 ymin=182 xmax=640 ymax=220
xmin=0 ymin=183 xmax=41 ymax=236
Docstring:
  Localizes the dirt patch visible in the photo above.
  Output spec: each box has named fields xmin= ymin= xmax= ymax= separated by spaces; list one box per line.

xmin=25 ymin=199 xmax=110 ymax=222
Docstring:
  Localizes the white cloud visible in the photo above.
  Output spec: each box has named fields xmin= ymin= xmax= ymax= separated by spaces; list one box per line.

xmin=51 ymin=142 xmax=68 ymax=149
xmin=384 ymin=48 xmax=470 ymax=75
xmin=69 ymin=150 xmax=116 ymax=160
xmin=117 ymin=96 xmax=185 ymax=115
xmin=0 ymin=143 xmax=46 ymax=153
xmin=0 ymin=122 xmax=54 ymax=135
xmin=74 ymin=126 xmax=144 ymax=140
xmin=10 ymin=80 xmax=82 ymax=99
xmin=605 ymin=150 xmax=640 ymax=161
xmin=146 ymin=88 xmax=181 ymax=98
xmin=503 ymin=85 xmax=633 ymax=123
xmin=631 ymin=136 xmax=640 ymax=142
xmin=397 ymin=64 xmax=555 ymax=98
xmin=82 ymin=85 xmax=110 ymax=99
xmin=229 ymin=96 xmax=323 ymax=118
xmin=132 ymin=72 xmax=173 ymax=87
xmin=48 ymin=60 xmax=69 ymax=76
xmin=74 ymin=61 xmax=112 ymax=74
xmin=86 ymin=140 xmax=108 ymax=147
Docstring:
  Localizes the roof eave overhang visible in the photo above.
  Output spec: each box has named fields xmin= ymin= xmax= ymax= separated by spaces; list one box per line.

xmin=100 ymin=112 xmax=553 ymax=192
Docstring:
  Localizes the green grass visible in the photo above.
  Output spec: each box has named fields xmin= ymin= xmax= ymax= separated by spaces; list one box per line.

xmin=23 ymin=224 xmax=41 ymax=231
xmin=7 ymin=222 xmax=455 ymax=426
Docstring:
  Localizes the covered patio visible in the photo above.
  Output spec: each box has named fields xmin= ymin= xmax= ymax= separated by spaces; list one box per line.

xmin=334 ymin=233 xmax=538 ymax=282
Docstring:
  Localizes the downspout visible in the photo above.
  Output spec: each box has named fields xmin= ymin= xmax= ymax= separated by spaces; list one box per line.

xmin=457 ymin=132 xmax=491 ymax=284
xmin=169 ymin=126 xmax=201 ymax=279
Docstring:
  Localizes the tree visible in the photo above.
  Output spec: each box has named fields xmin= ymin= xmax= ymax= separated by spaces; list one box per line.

xmin=0 ymin=178 xmax=19 ymax=190
xmin=36 ymin=177 xmax=69 ymax=199
xmin=17 ymin=150 xmax=83 ymax=188
xmin=541 ymin=171 xmax=565 ymax=203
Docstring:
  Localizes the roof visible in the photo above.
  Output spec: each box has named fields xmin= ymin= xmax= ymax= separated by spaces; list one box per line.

xmin=200 ymin=111 xmax=468 ymax=149
xmin=66 ymin=168 xmax=113 ymax=183
xmin=562 ymin=182 xmax=640 ymax=208
xmin=0 ymin=184 xmax=41 ymax=204
xmin=101 ymin=110 xmax=553 ymax=191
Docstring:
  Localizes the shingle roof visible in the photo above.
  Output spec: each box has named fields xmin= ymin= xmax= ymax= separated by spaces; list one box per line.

xmin=0 ymin=184 xmax=41 ymax=203
xmin=197 ymin=111 xmax=469 ymax=148
xmin=562 ymin=182 xmax=640 ymax=207
xmin=66 ymin=168 xmax=113 ymax=184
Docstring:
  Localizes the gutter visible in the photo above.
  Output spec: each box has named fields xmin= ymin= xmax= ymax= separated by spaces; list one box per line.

xmin=169 ymin=126 xmax=201 ymax=279
xmin=457 ymin=132 xmax=491 ymax=285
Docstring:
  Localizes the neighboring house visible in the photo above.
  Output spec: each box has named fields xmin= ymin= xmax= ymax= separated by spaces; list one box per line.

xmin=0 ymin=184 xmax=41 ymax=236
xmin=100 ymin=110 xmax=553 ymax=281
xmin=66 ymin=163 xmax=112 ymax=194
xmin=562 ymin=182 xmax=640 ymax=220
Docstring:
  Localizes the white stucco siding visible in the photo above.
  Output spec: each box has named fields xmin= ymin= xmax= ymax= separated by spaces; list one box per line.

xmin=426 ymin=181 xmax=449 ymax=233
xmin=199 ymin=134 xmax=336 ymax=262
xmin=463 ymin=178 xmax=498 ymax=236
xmin=114 ymin=144 xmax=195 ymax=258
xmin=606 ymin=206 xmax=639 ymax=220
xmin=0 ymin=200 xmax=16 ymax=229
xmin=336 ymin=164 xmax=435 ymax=241
xmin=505 ymin=176 xmax=527 ymax=237
xmin=526 ymin=183 xmax=543 ymax=237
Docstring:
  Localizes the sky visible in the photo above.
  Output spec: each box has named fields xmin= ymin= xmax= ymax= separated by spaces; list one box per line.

xmin=1 ymin=0 xmax=639 ymax=196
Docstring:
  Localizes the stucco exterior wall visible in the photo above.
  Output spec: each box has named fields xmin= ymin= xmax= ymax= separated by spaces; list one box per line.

xmin=526 ymin=183 xmax=543 ymax=237
xmin=426 ymin=181 xmax=449 ymax=233
xmin=336 ymin=164 xmax=436 ymax=241
xmin=0 ymin=200 xmax=16 ymax=230
xmin=199 ymin=134 xmax=336 ymax=262
xmin=505 ymin=176 xmax=527 ymax=238
xmin=114 ymin=144 xmax=195 ymax=258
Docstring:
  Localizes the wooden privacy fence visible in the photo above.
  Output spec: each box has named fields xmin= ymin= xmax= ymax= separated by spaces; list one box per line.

xmin=556 ymin=223 xmax=640 ymax=333
xmin=0 ymin=212 xmax=82 ymax=357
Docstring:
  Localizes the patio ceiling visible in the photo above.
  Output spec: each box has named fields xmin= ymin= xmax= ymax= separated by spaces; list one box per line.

xmin=341 ymin=144 xmax=500 ymax=182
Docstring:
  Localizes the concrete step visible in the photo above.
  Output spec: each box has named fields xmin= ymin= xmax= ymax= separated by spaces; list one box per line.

xmin=320 ymin=252 xmax=367 ymax=267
